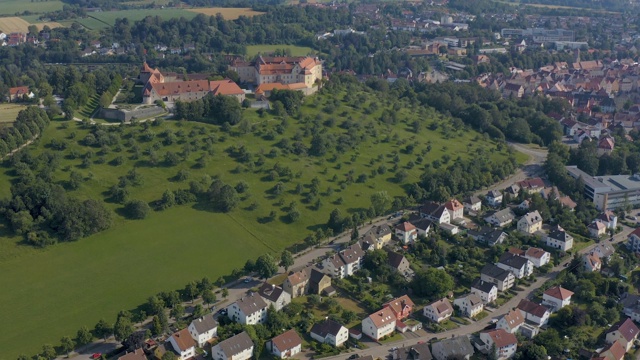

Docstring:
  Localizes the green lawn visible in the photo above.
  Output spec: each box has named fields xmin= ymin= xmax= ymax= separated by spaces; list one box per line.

xmin=77 ymin=95 xmax=100 ymax=119
xmin=0 ymin=103 xmax=26 ymax=123
xmin=246 ymin=45 xmax=316 ymax=57
xmin=74 ymin=16 xmax=112 ymax=30
xmin=87 ymin=9 xmax=198 ymax=28
xmin=0 ymin=88 xmax=520 ymax=357
xmin=0 ymin=0 xmax=64 ymax=15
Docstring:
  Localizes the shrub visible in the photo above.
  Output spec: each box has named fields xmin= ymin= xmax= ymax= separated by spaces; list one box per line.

xmin=125 ymin=200 xmax=150 ymax=220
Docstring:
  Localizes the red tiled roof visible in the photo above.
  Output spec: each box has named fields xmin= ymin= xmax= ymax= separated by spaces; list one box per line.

xmin=525 ymin=247 xmax=547 ymax=259
xmin=607 ymin=318 xmax=640 ymax=342
xmin=367 ymin=307 xmax=396 ymax=328
xmin=395 ymin=222 xmax=416 ymax=232
xmin=601 ymin=340 xmax=626 ymax=360
xmin=210 ymin=79 xmax=244 ymax=96
xmin=484 ymin=329 xmax=517 ymax=348
xmin=9 ymin=86 xmax=29 ymax=96
xmin=170 ymin=328 xmax=196 ymax=351
xmin=444 ymin=199 xmax=463 ymax=211
xmin=517 ymin=299 xmax=549 ymax=318
xmin=148 ymin=80 xmax=210 ymax=96
xmin=271 ymin=329 xmax=302 ymax=352
xmin=543 ymin=286 xmax=574 ymax=300
xmin=383 ymin=295 xmax=414 ymax=314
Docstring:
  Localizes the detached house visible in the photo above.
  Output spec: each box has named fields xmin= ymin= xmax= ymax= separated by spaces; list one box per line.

xmin=258 ymin=283 xmax=291 ymax=311
xmin=517 ymin=299 xmax=550 ymax=326
xmin=621 ymin=293 xmax=640 ymax=322
xmin=545 ymin=227 xmax=574 ymax=251
xmin=593 ymin=243 xmax=615 ymax=261
xmin=395 ymin=222 xmax=418 ymax=244
xmin=463 ymin=195 xmax=482 ymax=213
xmin=8 ymin=86 xmax=33 ymax=102
xmin=227 ymin=293 xmax=268 ymax=325
xmin=583 ymin=252 xmax=602 ymax=272
xmin=628 ymin=227 xmax=640 ymax=253
xmin=310 ymin=319 xmax=348 ymax=347
xmin=478 ymin=329 xmax=518 ymax=360
xmin=322 ymin=243 xmax=364 ymax=279
xmin=444 ymin=199 xmax=464 ymax=220
xmin=468 ymin=227 xmax=507 ymax=246
xmin=542 ymin=286 xmax=574 ymax=311
xmin=188 ymin=313 xmax=218 ymax=348
xmin=118 ymin=349 xmax=147 ymax=360
xmin=605 ymin=318 xmax=640 ymax=352
xmin=480 ymin=264 xmax=515 ymax=291
xmin=517 ymin=210 xmax=543 ymax=234
xmin=470 ymin=279 xmax=498 ymax=304
xmin=419 ymin=202 xmax=450 ymax=224
xmin=283 ymin=268 xmax=310 ymax=298
xmin=497 ymin=253 xmax=533 ymax=279
xmin=268 ymin=329 xmax=302 ymax=359
xmin=386 ymin=250 xmax=411 ymax=277
xmin=392 ymin=343 xmax=433 ymax=360
xmin=600 ymin=340 xmax=626 ymax=360
xmin=412 ymin=218 xmax=433 ymax=237
xmin=484 ymin=209 xmax=516 ymax=227
xmin=589 ymin=221 xmax=607 ymax=238
xmin=523 ymin=247 xmax=551 ymax=267
xmin=423 ymin=298 xmax=454 ymax=323
xmin=168 ymin=328 xmax=197 ymax=360
xmin=308 ymin=268 xmax=332 ymax=295
xmin=497 ymin=309 xmax=524 ymax=334
xmin=486 ymin=190 xmax=503 ymax=207
xmin=383 ymin=295 xmax=414 ymax=320
xmin=431 ymin=336 xmax=474 ymax=360
xmin=596 ymin=210 xmax=618 ymax=229
xmin=362 ymin=307 xmax=396 ymax=340
xmin=362 ymin=224 xmax=393 ymax=249
xmin=454 ymin=293 xmax=484 ymax=318
xmin=212 ymin=331 xmax=254 ymax=360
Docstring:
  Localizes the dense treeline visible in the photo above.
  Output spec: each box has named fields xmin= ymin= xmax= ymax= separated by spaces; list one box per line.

xmin=0 ymin=107 xmax=50 ymax=157
xmin=174 ymin=94 xmax=243 ymax=125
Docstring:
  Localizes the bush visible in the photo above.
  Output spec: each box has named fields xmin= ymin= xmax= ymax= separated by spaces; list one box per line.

xmin=124 ymin=200 xmax=150 ymax=220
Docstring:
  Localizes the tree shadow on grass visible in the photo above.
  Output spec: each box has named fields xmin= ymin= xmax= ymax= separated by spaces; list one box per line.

xmin=346 ymin=207 xmax=368 ymax=214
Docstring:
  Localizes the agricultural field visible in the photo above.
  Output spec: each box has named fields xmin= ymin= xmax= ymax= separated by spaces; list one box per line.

xmin=187 ymin=7 xmax=265 ymax=19
xmin=0 ymin=16 xmax=62 ymax=33
xmin=0 ymin=103 xmax=26 ymax=124
xmin=246 ymin=44 xmax=316 ymax=57
xmin=0 ymin=0 xmax=64 ymax=16
xmin=85 ymin=9 xmax=198 ymax=28
xmin=0 ymin=88 xmax=521 ymax=358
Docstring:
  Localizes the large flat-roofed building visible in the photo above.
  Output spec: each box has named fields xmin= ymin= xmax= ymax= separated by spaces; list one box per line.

xmin=567 ymin=165 xmax=640 ymax=210
xmin=501 ymin=28 xmax=575 ymax=43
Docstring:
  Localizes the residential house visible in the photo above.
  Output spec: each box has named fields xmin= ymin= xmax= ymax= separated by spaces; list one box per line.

xmin=484 ymin=209 xmax=516 ymax=227
xmin=362 ymin=224 xmax=393 ymax=249
xmin=589 ymin=221 xmax=608 ymax=238
xmin=322 ymin=243 xmax=364 ymax=279
xmin=412 ymin=218 xmax=433 ymax=237
xmin=516 ymin=299 xmax=550 ymax=326
xmin=598 ymin=136 xmax=615 ymax=156
xmin=168 ymin=328 xmax=196 ymax=360
xmin=517 ymin=210 xmax=543 ymax=234
xmin=188 ymin=313 xmax=218 ymax=348
xmin=310 ymin=319 xmax=349 ymax=347
xmin=620 ymin=292 xmax=640 ymax=322
xmin=431 ymin=336 xmax=474 ymax=360
xmin=605 ymin=318 xmax=640 ymax=352
xmin=596 ymin=210 xmax=618 ymax=229
xmin=463 ymin=196 xmax=482 ymax=213
xmin=283 ymin=268 xmax=310 ymax=298
xmin=593 ymin=243 xmax=615 ymax=260
xmin=480 ymin=264 xmax=515 ymax=291
xmin=599 ymin=340 xmax=626 ymax=360
xmin=584 ymin=252 xmax=602 ymax=272
xmin=470 ymin=279 xmax=498 ymax=304
xmin=395 ymin=222 xmax=418 ymax=245
xmin=453 ymin=294 xmax=484 ymax=318
xmin=362 ymin=307 xmax=396 ymax=340
xmin=497 ymin=253 xmax=533 ymax=279
xmin=8 ymin=86 xmax=33 ymax=102
xmin=497 ymin=309 xmax=525 ymax=334
xmin=444 ymin=199 xmax=464 ymax=220
xmin=517 ymin=178 xmax=545 ymax=193
xmin=523 ymin=247 xmax=551 ymax=267
xmin=504 ymin=184 xmax=520 ymax=197
xmin=386 ymin=250 xmax=411 ymax=277
xmin=486 ymin=190 xmax=503 ymax=207
xmin=542 ymin=286 xmax=574 ymax=311
xmin=257 ymin=283 xmax=291 ymax=311
xmin=212 ymin=331 xmax=254 ymax=360
xmin=468 ymin=227 xmax=508 ymax=246
xmin=391 ymin=343 xmax=433 ymax=360
xmin=383 ymin=295 xmax=414 ymax=321
xmin=309 ymin=268 xmax=332 ymax=295
xmin=423 ymin=298 xmax=454 ymax=323
xmin=518 ymin=200 xmax=530 ymax=211
xmin=439 ymin=223 xmax=459 ymax=235
xmin=118 ymin=349 xmax=147 ymax=360
xmin=227 ymin=293 xmax=268 ymax=325
xmin=545 ymin=227 xmax=574 ymax=251
xmin=268 ymin=329 xmax=302 ymax=359
xmin=419 ymin=202 xmax=450 ymax=224
xmin=478 ymin=329 xmax=518 ymax=360
xmin=628 ymin=227 xmax=640 ymax=253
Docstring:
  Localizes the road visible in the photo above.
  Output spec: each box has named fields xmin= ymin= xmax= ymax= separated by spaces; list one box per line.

xmin=320 ymin=225 xmax=635 ymax=360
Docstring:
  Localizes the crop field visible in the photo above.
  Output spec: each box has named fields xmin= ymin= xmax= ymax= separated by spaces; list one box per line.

xmin=0 ymin=88 xmax=522 ymax=358
xmin=0 ymin=0 xmax=64 ymax=16
xmin=187 ymin=7 xmax=265 ymax=19
xmin=0 ymin=104 xmax=26 ymax=124
xmin=0 ymin=16 xmax=62 ymax=33
xmin=85 ymin=9 xmax=198 ymax=28
xmin=246 ymin=44 xmax=316 ymax=57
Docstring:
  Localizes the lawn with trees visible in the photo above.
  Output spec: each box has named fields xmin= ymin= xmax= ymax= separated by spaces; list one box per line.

xmin=0 ymin=79 xmax=521 ymax=358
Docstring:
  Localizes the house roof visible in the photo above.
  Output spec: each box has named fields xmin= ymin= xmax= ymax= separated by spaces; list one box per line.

xmin=517 ymin=299 xmax=550 ymax=318
xmin=630 ymin=227 xmax=640 ymax=239
xmin=594 ymin=243 xmax=615 ymax=257
xmin=559 ymin=196 xmax=577 ymax=209
xmin=233 ymin=293 xmax=268 ymax=315
xmin=170 ymin=328 xmax=196 ymax=351
xmin=118 ymin=348 xmax=147 ymax=360
xmin=364 ymin=224 xmax=392 ymax=239
xmin=258 ymin=282 xmax=285 ymax=303
xmin=483 ymin=329 xmax=517 ymax=348
xmin=471 ymin=278 xmax=497 ymax=294
xmin=217 ymin=331 xmax=253 ymax=358
xmin=412 ymin=218 xmax=433 ymax=232
xmin=517 ymin=178 xmax=545 ymax=190
xmin=310 ymin=319 xmax=345 ymax=337
xmin=430 ymin=336 xmax=474 ymax=359
xmin=9 ymin=86 xmax=29 ymax=96
xmin=444 ymin=199 xmax=463 ymax=211
xmin=271 ymin=329 xmax=302 ymax=352
xmin=481 ymin=264 xmax=512 ymax=281
xmin=525 ymin=247 xmax=548 ymax=259
xmin=498 ymin=252 xmax=530 ymax=270
xmin=396 ymin=222 xmax=416 ymax=232
xmin=501 ymin=309 xmax=524 ymax=329
xmin=520 ymin=210 xmax=542 ymax=226
xmin=190 ymin=313 xmax=218 ymax=334
xmin=486 ymin=208 xmax=515 ymax=223
xmin=607 ymin=318 xmax=640 ymax=342
xmin=548 ymin=228 xmax=573 ymax=242
xmin=309 ymin=268 xmax=328 ymax=285
xmin=427 ymin=298 xmax=454 ymax=317
xmin=386 ymin=250 xmax=408 ymax=269
xmin=419 ymin=201 xmax=441 ymax=215
xmin=597 ymin=210 xmax=616 ymax=223
xmin=487 ymin=189 xmax=502 ymax=198
xmin=460 ymin=293 xmax=483 ymax=306
xmin=394 ymin=343 xmax=433 ymax=360
xmin=543 ymin=286 xmax=574 ymax=301
xmin=589 ymin=221 xmax=606 ymax=231
xmin=463 ymin=195 xmax=481 ymax=205
xmin=287 ymin=268 xmax=310 ymax=286
xmin=210 ymin=79 xmax=244 ymax=96
xmin=147 ymin=80 xmax=210 ymax=96
xmin=601 ymin=340 xmax=626 ymax=360
xmin=599 ymin=136 xmax=615 ymax=150
xmin=366 ymin=307 xmax=396 ymax=328
xmin=384 ymin=295 xmax=414 ymax=314
xmin=584 ymin=253 xmax=601 ymax=269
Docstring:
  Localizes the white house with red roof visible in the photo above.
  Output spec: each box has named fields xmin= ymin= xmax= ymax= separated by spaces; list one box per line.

xmin=8 ymin=86 xmax=33 ymax=102
xmin=516 ymin=299 xmax=550 ymax=326
xmin=423 ymin=298 xmax=453 ymax=323
xmin=589 ymin=221 xmax=607 ymax=238
xmin=361 ymin=307 xmax=396 ymax=340
xmin=444 ymin=199 xmax=464 ymax=220
xmin=478 ymin=329 xmax=518 ymax=359
xmin=627 ymin=227 xmax=640 ymax=253
xmin=523 ymin=247 xmax=551 ymax=267
xmin=583 ymin=252 xmax=602 ymax=272
xmin=496 ymin=309 xmax=524 ymax=334
xmin=598 ymin=136 xmax=615 ymax=156
xmin=395 ymin=222 xmax=417 ymax=244
xmin=268 ymin=329 xmax=303 ymax=359
xmin=542 ymin=286 xmax=574 ymax=311
xmin=600 ymin=340 xmax=626 ymax=360
xmin=383 ymin=295 xmax=414 ymax=321
xmin=605 ymin=318 xmax=640 ymax=352
xmin=168 ymin=328 xmax=197 ymax=360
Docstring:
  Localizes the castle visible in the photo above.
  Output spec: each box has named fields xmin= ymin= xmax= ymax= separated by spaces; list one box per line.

xmin=230 ymin=55 xmax=322 ymax=95
xmin=138 ymin=62 xmax=245 ymax=105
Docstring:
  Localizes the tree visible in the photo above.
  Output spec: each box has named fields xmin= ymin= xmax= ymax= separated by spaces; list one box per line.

xmin=515 ymin=343 xmax=547 ymax=360
xmin=170 ymin=303 xmax=185 ymax=320
xmin=162 ymin=352 xmax=178 ymax=360
xmin=60 ymin=336 xmax=75 ymax=357
xmin=280 ymin=250 xmax=294 ymax=271
xmin=124 ymin=199 xmax=150 ymax=219
xmin=255 ymin=254 xmax=278 ymax=279
xmin=203 ymin=290 xmax=217 ymax=308
xmin=147 ymin=295 xmax=165 ymax=315
xmin=370 ymin=191 xmax=391 ymax=216
xmin=185 ymin=281 xmax=198 ymax=303
xmin=114 ymin=313 xmax=134 ymax=341
xmin=41 ymin=344 xmax=56 ymax=360
xmin=411 ymin=268 xmax=454 ymax=299
xmin=94 ymin=319 xmax=112 ymax=341
xmin=222 ymin=288 xmax=229 ymax=299
xmin=152 ymin=315 xmax=164 ymax=336
xmin=76 ymin=326 xmax=93 ymax=347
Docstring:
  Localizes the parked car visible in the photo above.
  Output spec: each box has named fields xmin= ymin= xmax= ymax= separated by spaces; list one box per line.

xmin=91 ymin=354 xmax=102 ymax=359
xmin=243 ymin=277 xmax=251 ymax=283
xmin=348 ymin=354 xmax=360 ymax=359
